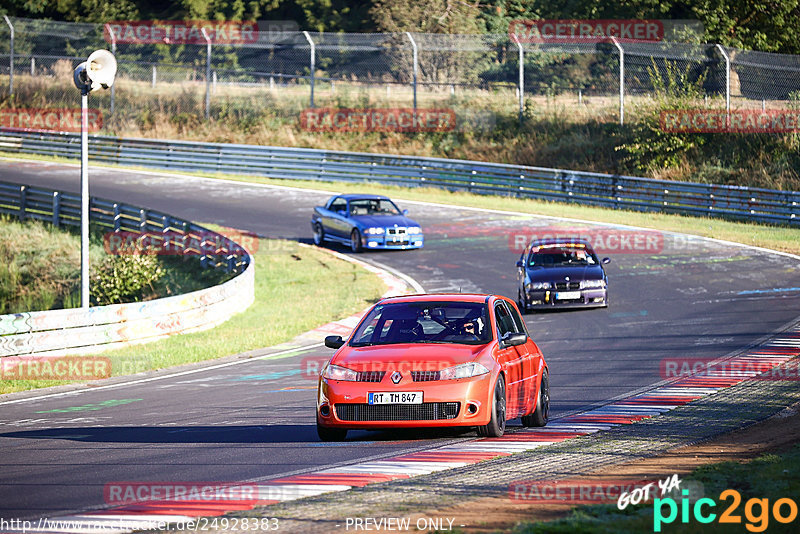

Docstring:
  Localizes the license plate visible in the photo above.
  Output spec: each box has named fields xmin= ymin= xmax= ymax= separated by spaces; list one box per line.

xmin=368 ymin=391 xmax=423 ymax=405
xmin=556 ymin=291 xmax=581 ymax=300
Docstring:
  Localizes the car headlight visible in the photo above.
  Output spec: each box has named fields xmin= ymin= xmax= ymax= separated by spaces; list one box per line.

xmin=365 ymin=227 xmax=385 ymax=235
xmin=528 ymin=281 xmax=551 ymax=290
xmin=439 ymin=362 xmax=490 ymax=380
xmin=580 ymin=280 xmax=606 ymax=289
xmin=322 ymin=364 xmax=358 ymax=381
xmin=406 ymin=226 xmax=422 ymax=235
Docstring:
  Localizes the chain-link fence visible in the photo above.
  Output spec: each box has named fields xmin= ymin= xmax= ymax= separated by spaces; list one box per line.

xmin=2 ymin=16 xmax=800 ymax=131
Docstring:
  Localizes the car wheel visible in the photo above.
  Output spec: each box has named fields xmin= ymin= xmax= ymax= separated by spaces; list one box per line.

xmin=478 ymin=374 xmax=506 ymax=437
xmin=312 ymin=223 xmax=325 ymax=246
xmin=522 ymin=369 xmax=549 ymax=427
xmin=317 ymin=418 xmax=347 ymax=441
xmin=350 ymin=229 xmax=362 ymax=253
xmin=517 ymin=287 xmax=529 ymax=314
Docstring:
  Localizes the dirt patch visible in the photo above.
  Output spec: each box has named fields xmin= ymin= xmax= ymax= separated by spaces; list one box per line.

xmin=408 ymin=402 xmax=800 ymax=533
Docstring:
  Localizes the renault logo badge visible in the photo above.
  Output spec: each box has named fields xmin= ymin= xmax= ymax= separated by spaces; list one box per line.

xmin=391 ymin=371 xmax=402 ymax=384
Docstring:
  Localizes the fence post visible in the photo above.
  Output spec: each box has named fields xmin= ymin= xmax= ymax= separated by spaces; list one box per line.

xmin=405 ymin=32 xmax=418 ymax=111
xmin=151 ymin=64 xmax=156 ymax=88
xmin=511 ymin=35 xmax=524 ymax=125
xmin=3 ymin=16 xmax=13 ymax=96
xmin=611 ymin=37 xmax=624 ymax=125
xmin=30 ymin=56 xmax=34 ymax=76
xmin=105 ymin=24 xmax=117 ymax=115
xmin=303 ymin=31 xmax=315 ymax=108
xmin=201 ymin=28 xmax=212 ymax=120
xmin=715 ymin=44 xmax=731 ymax=129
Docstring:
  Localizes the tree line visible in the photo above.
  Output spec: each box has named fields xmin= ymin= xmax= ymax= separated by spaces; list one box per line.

xmin=2 ymin=0 xmax=799 ymax=54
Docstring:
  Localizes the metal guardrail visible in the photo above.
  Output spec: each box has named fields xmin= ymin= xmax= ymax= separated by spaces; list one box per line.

xmin=0 ymin=179 xmax=254 ymax=358
xmin=1 ymin=129 xmax=799 ymax=226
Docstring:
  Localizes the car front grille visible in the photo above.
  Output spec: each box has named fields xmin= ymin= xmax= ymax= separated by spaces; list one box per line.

xmin=335 ymin=402 xmax=460 ymax=421
xmin=356 ymin=371 xmax=385 ymax=382
xmin=411 ymin=371 xmax=440 ymax=382
xmin=555 ymin=282 xmax=581 ymax=290
xmin=387 ymin=227 xmax=407 ymax=235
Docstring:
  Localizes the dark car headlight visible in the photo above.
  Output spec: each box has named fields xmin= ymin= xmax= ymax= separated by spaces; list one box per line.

xmin=580 ymin=280 xmax=606 ymax=289
xmin=527 ymin=281 xmax=552 ymax=291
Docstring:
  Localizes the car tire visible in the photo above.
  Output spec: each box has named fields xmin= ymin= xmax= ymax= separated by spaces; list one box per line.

xmin=317 ymin=418 xmax=347 ymax=441
xmin=312 ymin=223 xmax=325 ymax=246
xmin=522 ymin=369 xmax=549 ymax=427
xmin=350 ymin=229 xmax=362 ymax=253
xmin=478 ymin=374 xmax=506 ymax=437
xmin=517 ymin=287 xmax=529 ymax=314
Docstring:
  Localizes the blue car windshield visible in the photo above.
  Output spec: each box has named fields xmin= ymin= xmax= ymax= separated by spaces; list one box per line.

xmin=350 ymin=302 xmax=491 ymax=346
xmin=529 ymin=248 xmax=597 ymax=267
xmin=349 ymin=199 xmax=401 ymax=216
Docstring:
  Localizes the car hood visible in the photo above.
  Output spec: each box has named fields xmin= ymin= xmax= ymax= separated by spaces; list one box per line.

xmin=525 ymin=265 xmax=604 ymax=282
xmin=351 ymin=214 xmax=419 ymax=229
xmin=333 ymin=343 xmax=487 ymax=372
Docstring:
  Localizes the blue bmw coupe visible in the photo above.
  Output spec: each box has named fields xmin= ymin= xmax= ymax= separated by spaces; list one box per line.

xmin=311 ymin=194 xmax=424 ymax=252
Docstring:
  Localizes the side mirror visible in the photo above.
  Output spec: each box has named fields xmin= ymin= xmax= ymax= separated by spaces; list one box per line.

xmin=403 ymin=209 xmax=409 ymax=215
xmin=324 ymin=335 xmax=345 ymax=349
xmin=516 ymin=259 xmax=524 ymax=268
xmin=501 ymin=332 xmax=527 ymax=347
xmin=602 ymin=257 xmax=611 ymax=264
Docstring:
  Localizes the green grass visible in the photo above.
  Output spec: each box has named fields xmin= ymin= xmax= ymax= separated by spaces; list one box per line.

xmin=0 ymin=238 xmax=386 ymax=394
xmin=510 ymin=444 xmax=800 ymax=534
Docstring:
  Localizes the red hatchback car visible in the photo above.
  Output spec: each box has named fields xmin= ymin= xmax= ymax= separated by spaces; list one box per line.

xmin=316 ymin=294 xmax=549 ymax=441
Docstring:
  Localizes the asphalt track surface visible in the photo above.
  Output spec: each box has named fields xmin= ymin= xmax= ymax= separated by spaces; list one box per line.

xmin=1 ymin=159 xmax=800 ymax=521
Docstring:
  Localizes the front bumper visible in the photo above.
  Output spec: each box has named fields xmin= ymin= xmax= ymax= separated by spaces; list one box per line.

xmin=317 ymin=372 xmax=492 ymax=429
xmin=364 ymin=234 xmax=424 ymax=250
xmin=525 ymin=288 xmax=607 ymax=309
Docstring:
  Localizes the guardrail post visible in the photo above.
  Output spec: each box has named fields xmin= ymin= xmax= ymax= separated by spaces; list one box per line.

xmin=405 ymin=32 xmax=418 ymax=111
xmin=610 ymin=37 xmax=624 ymax=125
xmin=303 ymin=31 xmax=315 ymax=108
xmin=511 ymin=35 xmax=524 ymax=125
xmin=52 ymin=191 xmax=60 ymax=226
xmin=3 ymin=16 xmax=13 ymax=96
xmin=113 ymin=203 xmax=121 ymax=230
xmin=201 ymin=28 xmax=212 ymax=120
xmin=105 ymin=24 xmax=117 ymax=115
xmin=18 ymin=185 xmax=26 ymax=220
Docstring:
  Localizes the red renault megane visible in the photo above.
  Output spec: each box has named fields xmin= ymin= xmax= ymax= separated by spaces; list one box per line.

xmin=316 ymin=294 xmax=549 ymax=441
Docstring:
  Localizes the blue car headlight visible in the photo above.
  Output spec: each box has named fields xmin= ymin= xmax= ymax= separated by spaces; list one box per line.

xmin=365 ymin=227 xmax=385 ymax=235
xmin=406 ymin=226 xmax=422 ymax=235
xmin=527 ymin=281 xmax=552 ymax=291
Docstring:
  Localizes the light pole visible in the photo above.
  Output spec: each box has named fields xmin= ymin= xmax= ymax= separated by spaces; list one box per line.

xmin=72 ymin=50 xmax=117 ymax=308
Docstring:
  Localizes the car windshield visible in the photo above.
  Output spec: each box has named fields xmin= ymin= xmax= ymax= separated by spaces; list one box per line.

xmin=349 ymin=199 xmax=401 ymax=216
xmin=350 ymin=301 xmax=492 ymax=346
xmin=529 ymin=247 xmax=597 ymax=267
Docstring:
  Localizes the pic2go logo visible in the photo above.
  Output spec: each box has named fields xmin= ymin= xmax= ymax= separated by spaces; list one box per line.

xmin=654 ymin=489 xmax=798 ymax=532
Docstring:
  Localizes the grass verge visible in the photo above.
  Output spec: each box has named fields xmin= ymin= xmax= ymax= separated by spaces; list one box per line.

xmin=0 ymin=238 xmax=386 ymax=394
xmin=3 ymin=151 xmax=798 ymax=256
xmin=510 ymin=444 xmax=800 ymax=533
